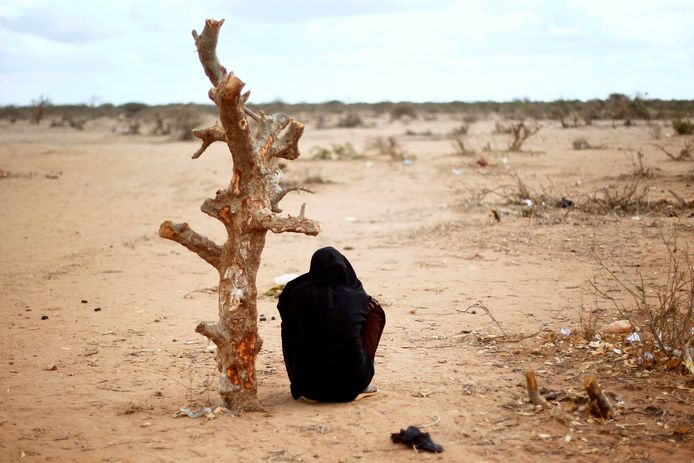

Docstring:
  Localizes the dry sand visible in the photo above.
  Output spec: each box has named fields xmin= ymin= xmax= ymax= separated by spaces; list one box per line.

xmin=1 ymin=115 xmax=693 ymax=462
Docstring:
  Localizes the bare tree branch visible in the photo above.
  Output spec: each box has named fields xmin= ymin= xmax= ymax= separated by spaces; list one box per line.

xmin=252 ymin=209 xmax=320 ymax=235
xmin=192 ymin=19 xmax=227 ymax=87
xmin=191 ymin=124 xmax=227 ymax=159
xmin=159 ymin=220 xmax=222 ymax=268
xmin=270 ymin=186 xmax=314 ymax=213
xmin=196 ymin=321 xmax=227 ymax=347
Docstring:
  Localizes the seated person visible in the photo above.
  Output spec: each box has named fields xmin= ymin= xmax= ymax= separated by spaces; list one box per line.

xmin=277 ymin=247 xmax=386 ymax=402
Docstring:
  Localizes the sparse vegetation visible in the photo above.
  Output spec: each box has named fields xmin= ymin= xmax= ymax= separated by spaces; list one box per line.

xmin=507 ymin=121 xmax=541 ymax=152
xmin=655 ymin=143 xmax=693 ymax=161
xmin=672 ymin=118 xmax=694 ymax=135
xmin=336 ymin=112 xmax=363 ymax=128
xmin=31 ymin=94 xmax=50 ymax=125
xmin=311 ymin=142 xmax=359 ymax=160
xmin=591 ymin=230 xmax=693 ymax=364
xmin=389 ymin=103 xmax=418 ymax=121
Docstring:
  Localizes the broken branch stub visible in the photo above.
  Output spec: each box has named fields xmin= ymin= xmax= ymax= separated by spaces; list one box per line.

xmin=583 ymin=375 xmax=614 ymax=419
xmin=525 ymin=370 xmax=548 ymax=408
xmin=160 ymin=18 xmax=320 ymax=412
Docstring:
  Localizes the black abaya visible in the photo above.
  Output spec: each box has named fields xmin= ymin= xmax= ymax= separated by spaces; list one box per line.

xmin=277 ymin=247 xmax=373 ymax=402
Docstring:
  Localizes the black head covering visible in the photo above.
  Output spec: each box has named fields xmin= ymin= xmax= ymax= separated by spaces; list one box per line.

xmin=277 ymin=247 xmax=373 ymax=402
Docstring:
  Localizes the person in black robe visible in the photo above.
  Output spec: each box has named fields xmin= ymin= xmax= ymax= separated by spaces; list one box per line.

xmin=277 ymin=247 xmax=386 ymax=402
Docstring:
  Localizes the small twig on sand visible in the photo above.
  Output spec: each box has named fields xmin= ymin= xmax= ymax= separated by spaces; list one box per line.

xmin=417 ymin=415 xmax=441 ymax=428
xmin=463 ymin=301 xmax=508 ymax=336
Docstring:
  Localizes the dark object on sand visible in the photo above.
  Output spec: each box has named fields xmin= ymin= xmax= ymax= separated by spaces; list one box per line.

xmin=560 ymin=197 xmax=574 ymax=208
xmin=391 ymin=426 xmax=443 ymax=453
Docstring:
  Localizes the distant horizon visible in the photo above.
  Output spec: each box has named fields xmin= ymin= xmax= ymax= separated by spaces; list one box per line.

xmin=4 ymin=93 xmax=694 ymax=109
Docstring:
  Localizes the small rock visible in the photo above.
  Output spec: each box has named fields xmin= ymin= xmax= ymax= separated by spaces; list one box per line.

xmin=141 ymin=422 xmax=152 ymax=428
xmin=45 ymin=364 xmax=57 ymax=371
xmin=259 ymin=314 xmax=267 ymax=322
xmin=81 ymin=300 xmax=88 ymax=304
xmin=271 ymin=316 xmax=276 ymax=321
xmin=41 ymin=315 xmax=49 ymax=320
xmin=94 ymin=307 xmax=101 ymax=312
xmin=409 ymin=308 xmax=417 ymax=315
xmin=438 ymin=359 xmax=447 ymax=364
xmin=603 ymin=319 xmax=632 ymax=334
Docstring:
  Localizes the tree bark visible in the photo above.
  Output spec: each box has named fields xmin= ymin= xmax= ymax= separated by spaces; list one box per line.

xmin=160 ymin=18 xmax=320 ymax=412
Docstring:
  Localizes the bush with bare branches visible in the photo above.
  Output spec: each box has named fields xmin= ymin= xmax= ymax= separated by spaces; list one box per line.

xmin=507 ymin=121 xmax=541 ymax=151
xmin=590 ymin=231 xmax=693 ymax=369
xmin=655 ymin=143 xmax=693 ymax=161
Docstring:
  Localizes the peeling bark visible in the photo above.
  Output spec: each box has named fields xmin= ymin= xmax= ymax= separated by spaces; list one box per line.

xmin=160 ymin=19 xmax=320 ymax=412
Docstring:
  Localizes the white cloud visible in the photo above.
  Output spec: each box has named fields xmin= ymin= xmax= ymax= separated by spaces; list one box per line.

xmin=0 ymin=0 xmax=692 ymax=105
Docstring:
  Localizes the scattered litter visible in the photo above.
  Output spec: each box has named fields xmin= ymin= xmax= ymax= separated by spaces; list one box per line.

xmin=273 ymin=273 xmax=298 ymax=285
xmin=625 ymin=332 xmax=641 ymax=344
xmin=391 ymin=426 xmax=443 ymax=453
xmin=559 ymin=327 xmax=572 ymax=337
xmin=588 ymin=337 xmax=602 ymax=349
xmin=613 ymin=348 xmax=623 ymax=355
xmin=174 ymin=406 xmax=213 ymax=419
xmin=522 ymin=198 xmax=533 ymax=207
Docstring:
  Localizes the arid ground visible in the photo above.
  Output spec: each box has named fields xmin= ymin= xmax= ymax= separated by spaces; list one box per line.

xmin=1 ymin=112 xmax=693 ymax=462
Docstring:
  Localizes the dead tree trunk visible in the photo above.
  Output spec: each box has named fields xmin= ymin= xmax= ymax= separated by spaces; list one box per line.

xmin=159 ymin=19 xmax=320 ymax=412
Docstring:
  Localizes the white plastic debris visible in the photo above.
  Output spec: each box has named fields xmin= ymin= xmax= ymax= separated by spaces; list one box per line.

xmin=451 ymin=168 xmax=463 ymax=176
xmin=625 ymin=332 xmax=641 ymax=343
xmin=522 ymin=199 xmax=533 ymax=207
xmin=174 ymin=406 xmax=212 ymax=419
xmin=559 ymin=327 xmax=572 ymax=337
xmin=403 ymin=159 xmax=413 ymax=166
xmin=613 ymin=348 xmax=623 ymax=355
xmin=273 ymin=273 xmax=299 ymax=285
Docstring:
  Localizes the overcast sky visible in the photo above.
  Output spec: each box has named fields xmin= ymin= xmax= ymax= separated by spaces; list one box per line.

xmin=0 ymin=0 xmax=692 ymax=105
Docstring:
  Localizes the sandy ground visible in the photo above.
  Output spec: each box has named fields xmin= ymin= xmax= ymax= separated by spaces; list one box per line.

xmin=1 ymin=114 xmax=693 ymax=462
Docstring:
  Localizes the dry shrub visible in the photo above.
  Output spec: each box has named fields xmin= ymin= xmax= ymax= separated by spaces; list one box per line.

xmin=672 ymin=119 xmax=694 ymax=136
xmin=367 ymin=137 xmax=410 ymax=161
xmin=591 ymin=230 xmax=693 ymax=360
xmin=493 ymin=174 xmax=570 ymax=216
xmin=389 ymin=104 xmax=418 ymax=121
xmin=655 ymin=143 xmax=693 ymax=161
xmin=336 ymin=113 xmax=363 ymax=128
xmin=572 ymin=138 xmax=591 ymax=150
xmin=31 ymin=94 xmax=50 ymax=125
xmin=507 ymin=121 xmax=541 ymax=151
xmin=164 ymin=107 xmax=203 ymax=141
xmin=493 ymin=121 xmax=512 ymax=134
xmin=623 ymin=149 xmax=654 ymax=178
xmin=582 ymin=182 xmax=653 ymax=215
xmin=648 ymin=122 xmax=662 ymax=140
xmin=452 ymin=138 xmax=475 ymax=156
xmin=311 ymin=142 xmax=359 ymax=160
xmin=449 ymin=123 xmax=469 ymax=136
